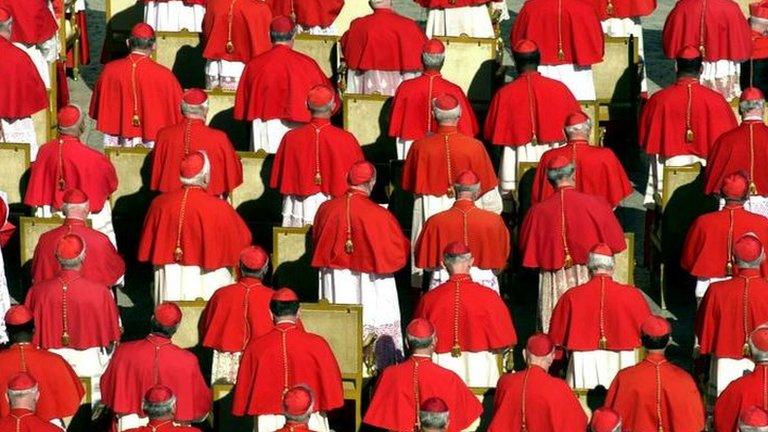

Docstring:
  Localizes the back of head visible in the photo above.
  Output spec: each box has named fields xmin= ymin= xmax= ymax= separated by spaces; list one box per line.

xmin=179 ymin=151 xmax=210 ymax=188
xmin=419 ymin=397 xmax=450 ymax=431
xmin=432 ymin=93 xmax=461 ymax=124
xmin=6 ymin=372 xmax=39 ymax=411
xmin=270 ymin=288 xmax=300 ymax=322
xmin=5 ymin=305 xmax=34 ymax=343
xmin=56 ymin=233 xmax=86 ymax=270
xmin=590 ymin=407 xmax=622 ymax=432
xmin=640 ymin=316 xmax=671 ymax=351
xmin=239 ymin=245 xmax=269 ymax=279
xmin=283 ymin=385 xmax=314 ymax=424
xmin=57 ymin=105 xmax=84 ymax=136
xmin=525 ymin=333 xmax=555 ymax=369
xmin=181 ymin=88 xmax=209 ymax=119
xmin=587 ymin=243 xmax=615 ymax=274
xmin=512 ymin=39 xmax=540 ymax=74
xmin=152 ymin=302 xmax=182 ymax=338
xmin=740 ymin=405 xmax=768 ymax=432
xmin=270 ymin=16 xmax=296 ymax=44
xmin=422 ymin=39 xmax=446 ymax=71
xmin=442 ymin=242 xmax=472 ymax=275
xmin=750 ymin=326 xmax=768 ymax=363
xmin=546 ymin=156 xmax=575 ymax=186
xmin=405 ymin=318 xmax=435 ymax=354
xmin=129 ymin=23 xmax=156 ymax=52
xmin=369 ymin=0 xmax=393 ymax=9
xmin=0 ymin=7 xmax=12 ymax=38
xmin=675 ymin=45 xmax=703 ymax=78
xmin=740 ymin=87 xmax=766 ymax=119
xmin=564 ymin=111 xmax=592 ymax=142
xmin=142 ymin=385 xmax=176 ymax=420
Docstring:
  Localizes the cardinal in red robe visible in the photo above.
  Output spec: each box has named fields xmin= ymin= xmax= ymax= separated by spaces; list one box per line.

xmin=388 ymin=38 xmax=478 ymax=160
xmin=364 ymin=318 xmax=482 ymax=432
xmin=151 ymin=89 xmax=243 ymax=197
xmin=488 ymin=333 xmax=587 ymax=432
xmin=417 ymin=0 xmax=508 ymax=38
xmin=0 ymin=0 xmax=57 ymax=89
xmin=122 ymin=385 xmax=202 ymax=432
xmin=274 ymin=385 xmax=319 ymax=432
xmin=90 ymin=24 xmax=183 ymax=148
xmin=143 ymin=0 xmax=206 ymax=32
xmin=267 ymin=0 xmax=343 ymax=31
xmin=0 ymin=372 xmax=62 ymax=432
xmin=742 ymin=3 xmax=768 ymax=96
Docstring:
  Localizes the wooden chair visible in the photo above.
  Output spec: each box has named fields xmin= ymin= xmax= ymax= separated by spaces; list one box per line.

xmin=332 ymin=0 xmax=372 ymax=35
xmin=229 ymin=151 xmax=268 ymax=211
xmin=657 ymin=163 xmax=702 ymax=211
xmin=79 ymin=377 xmax=92 ymax=405
xmin=153 ymin=31 xmax=202 ymax=71
xmin=578 ymin=100 xmax=602 ymax=145
xmin=0 ymin=144 xmax=31 ymax=206
xmin=105 ymin=147 xmax=152 ymax=208
xmin=171 ymin=298 xmax=208 ymax=349
xmin=593 ymin=36 xmax=639 ymax=121
xmin=614 ymin=232 xmax=635 ymax=285
xmin=18 ymin=216 xmax=87 ymax=268
xmin=515 ymin=160 xmax=539 ymax=203
xmin=272 ymin=226 xmax=311 ymax=269
xmin=435 ymin=35 xmax=500 ymax=103
xmin=342 ymin=93 xmax=391 ymax=146
xmin=206 ymin=89 xmax=236 ymax=120
xmin=294 ymin=34 xmax=339 ymax=78
xmin=105 ymin=0 xmax=138 ymax=22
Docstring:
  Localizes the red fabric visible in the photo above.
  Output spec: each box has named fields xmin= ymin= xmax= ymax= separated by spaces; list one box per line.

xmin=549 ymin=275 xmax=651 ymax=351
xmin=89 ymin=53 xmax=183 ymax=141
xmin=681 ymin=204 xmax=768 ymax=278
xmin=488 ymin=366 xmax=587 ymax=432
xmin=0 ymin=344 xmax=84 ymax=421
xmin=413 ymin=274 xmax=517 ymax=353
xmin=0 ymin=409 xmax=62 ymax=432
xmin=267 ymin=0 xmax=343 ymax=28
xmin=232 ymin=322 xmax=344 ymax=415
xmin=24 ymin=135 xmax=118 ymax=212
xmin=141 ymin=0 xmax=206 ymax=5
xmin=274 ymin=424 xmax=315 ymax=432
xmin=414 ymin=199 xmax=510 ymax=270
xmin=151 ymin=119 xmax=244 ymax=196
xmin=605 ymin=353 xmax=705 ymax=432
xmin=340 ymin=9 xmax=428 ymax=71
xmin=389 ymin=71 xmax=479 ymax=141
xmin=138 ymin=187 xmax=252 ymax=269
xmin=519 ymin=186 xmax=626 ymax=271
xmin=639 ymin=78 xmax=737 ymax=158
xmin=65 ymin=11 xmax=90 ymax=67
xmin=511 ymin=0 xmax=604 ymax=66
xmin=24 ymin=270 xmax=121 ymax=350
xmin=416 ymin=0 xmax=495 ymax=7
xmin=199 ymin=277 xmax=275 ymax=352
xmin=532 ymin=140 xmax=633 ymax=208
xmin=124 ymin=420 xmax=201 ymax=432
xmin=234 ymin=45 xmax=333 ymax=122
xmin=713 ymin=363 xmax=768 ymax=432
xmin=0 ymin=38 xmax=48 ymax=118
xmin=31 ymin=219 xmax=125 ymax=287
xmin=202 ymin=0 xmax=272 ymax=63
xmin=705 ymin=121 xmax=768 ymax=195
xmin=484 ymin=72 xmax=580 ymax=147
xmin=0 ymin=0 xmax=57 ymax=44
xmin=0 ymin=196 xmax=13 ymax=248
xmin=363 ymin=357 xmax=482 ymax=432
xmin=402 ymin=126 xmax=499 ymax=196
xmin=311 ymin=189 xmax=409 ymax=274
xmin=270 ymin=118 xmax=364 ymax=197
xmin=753 ymin=31 xmax=768 ymax=59
xmin=100 ymin=334 xmax=211 ymax=421
xmin=588 ymin=0 xmax=655 ymax=20
xmin=662 ymin=0 xmax=751 ymax=62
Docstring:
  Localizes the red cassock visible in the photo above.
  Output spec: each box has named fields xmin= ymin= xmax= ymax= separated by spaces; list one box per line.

xmin=0 ymin=38 xmax=48 ymax=119
xmin=363 ymin=357 xmax=482 ymax=432
xmin=588 ymin=0 xmax=655 ymax=20
xmin=89 ymin=53 xmax=183 ymax=141
xmin=519 ymin=186 xmax=627 ymax=271
xmin=531 ymin=140 xmax=633 ymax=208
xmin=100 ymin=334 xmax=211 ymax=421
xmin=141 ymin=0 xmax=206 ymax=4
xmin=232 ymin=322 xmax=344 ymax=415
xmin=24 ymin=270 xmax=121 ymax=350
xmin=511 ymin=0 xmax=604 ymax=66
xmin=488 ymin=366 xmax=587 ymax=432
xmin=754 ymin=30 xmax=768 ymax=60
xmin=234 ymin=45 xmax=333 ymax=122
xmin=639 ymin=77 xmax=737 ymax=159
xmin=151 ymin=119 xmax=244 ymax=196
xmin=31 ymin=218 xmax=125 ymax=286
xmin=199 ymin=276 xmax=275 ymax=353
xmin=705 ymin=121 xmax=768 ymax=195
xmin=124 ymin=420 xmax=201 ymax=432
xmin=414 ymin=200 xmax=510 ymax=270
xmin=713 ymin=363 xmax=768 ymax=432
xmin=549 ymin=274 xmax=651 ymax=351
xmin=696 ymin=268 xmax=768 ymax=359
xmin=388 ymin=71 xmax=479 ymax=141
xmin=416 ymin=0 xmax=498 ymax=6
xmin=0 ymin=197 xmax=13 ymax=247
xmin=0 ymin=344 xmax=84 ymax=420
xmin=202 ymin=0 xmax=272 ymax=63
xmin=270 ymin=118 xmax=364 ymax=198
xmin=413 ymin=274 xmax=517 ymax=353
xmin=484 ymin=71 xmax=580 ymax=146
xmin=274 ymin=424 xmax=314 ymax=432
xmin=311 ymin=189 xmax=409 ymax=274
xmin=605 ymin=353 xmax=705 ymax=432
xmin=137 ymin=187 xmax=252 ymax=269
xmin=267 ymin=0 xmax=343 ymax=28
xmin=662 ymin=0 xmax=751 ymax=62
xmin=0 ymin=0 xmax=57 ymax=45
xmin=24 ymin=135 xmax=118 ymax=212
xmin=402 ymin=126 xmax=498 ymax=196
xmin=0 ymin=409 xmax=62 ymax=432
xmin=681 ymin=204 xmax=768 ymax=278
xmin=340 ymin=9 xmax=428 ymax=72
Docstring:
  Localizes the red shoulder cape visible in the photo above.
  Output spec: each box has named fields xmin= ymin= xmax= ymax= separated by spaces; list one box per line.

xmin=202 ymin=0 xmax=272 ymax=62
xmin=0 ymin=0 xmax=57 ymax=44
xmin=267 ymin=0 xmax=343 ymax=28
xmin=704 ymin=121 xmax=768 ymax=195
xmin=662 ymin=0 xmax=751 ymax=61
xmin=713 ymin=365 xmax=768 ymax=432
xmin=589 ymin=0 xmax=656 ymax=19
xmin=0 ymin=38 xmax=48 ymax=118
xmin=0 ymin=409 xmax=62 ymax=431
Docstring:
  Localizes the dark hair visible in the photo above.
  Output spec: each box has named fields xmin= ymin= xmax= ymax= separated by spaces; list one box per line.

xmin=270 ymin=300 xmax=300 ymax=317
xmin=6 ymin=323 xmax=34 ymax=343
xmin=676 ymin=57 xmax=703 ymax=76
xmin=513 ymin=51 xmax=541 ymax=74
xmin=406 ymin=334 xmax=434 ymax=350
xmin=641 ymin=334 xmax=670 ymax=350
xmin=128 ymin=36 xmax=156 ymax=50
xmin=270 ymin=31 xmax=294 ymax=43
xmin=150 ymin=319 xmax=178 ymax=338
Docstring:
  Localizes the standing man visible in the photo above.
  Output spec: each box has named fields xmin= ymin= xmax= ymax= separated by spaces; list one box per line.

xmin=419 ymin=398 xmax=451 ymax=432
xmin=0 ymin=194 xmax=12 ymax=345
xmin=123 ymin=386 xmax=202 ymax=432
xmin=0 ymin=0 xmax=57 ymax=88
xmin=273 ymin=386 xmax=320 ymax=432
xmin=0 ymin=373 xmax=61 ymax=432
xmin=417 ymin=0 xmax=508 ymax=38
xmin=741 ymin=3 xmax=768 ymax=96
xmin=267 ymin=0 xmax=344 ymax=34
xmin=144 ymin=0 xmax=205 ymax=32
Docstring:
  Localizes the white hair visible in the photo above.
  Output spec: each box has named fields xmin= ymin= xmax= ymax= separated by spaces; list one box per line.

xmin=546 ymin=163 xmax=575 ymax=183
xmin=369 ymin=0 xmax=391 ymax=8
xmin=739 ymin=424 xmax=768 ymax=432
xmin=740 ymin=99 xmax=765 ymax=114
xmin=180 ymin=152 xmax=211 ymax=187
xmin=443 ymin=252 xmax=472 ymax=268
xmin=143 ymin=396 xmax=176 ymax=418
xmin=61 ymin=201 xmax=89 ymax=216
xmin=587 ymin=253 xmax=614 ymax=272
xmin=308 ymin=99 xmax=334 ymax=114
xmin=433 ymin=105 xmax=461 ymax=123
xmin=738 ymin=252 xmax=765 ymax=269
xmin=452 ymin=182 xmax=480 ymax=198
xmin=0 ymin=17 xmax=11 ymax=34
xmin=420 ymin=410 xmax=449 ymax=430
xmin=564 ymin=119 xmax=592 ymax=138
xmin=57 ymin=248 xmax=86 ymax=269
xmin=422 ymin=52 xmax=445 ymax=70
xmin=7 ymin=386 xmax=38 ymax=401
xmin=181 ymin=100 xmax=209 ymax=117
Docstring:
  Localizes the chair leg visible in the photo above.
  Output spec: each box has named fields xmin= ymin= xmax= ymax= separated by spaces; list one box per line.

xmin=659 ymin=262 xmax=667 ymax=310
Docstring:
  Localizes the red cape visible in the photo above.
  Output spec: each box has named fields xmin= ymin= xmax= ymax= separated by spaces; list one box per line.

xmin=549 ymin=275 xmax=651 ymax=351
xmin=138 ymin=187 xmax=252 ymax=269
xmin=413 ymin=274 xmax=517 ymax=353
xmin=199 ymin=277 xmax=275 ymax=352
xmin=0 ymin=344 xmax=84 ymax=421
xmin=340 ymin=9 xmax=428 ymax=71
xmin=267 ymin=0 xmax=343 ymax=28
xmin=415 ymin=199 xmax=510 ymax=270
xmin=511 ymin=0 xmax=604 ymax=66
xmin=232 ymin=322 xmax=344 ymax=415
xmin=89 ymin=53 xmax=183 ymax=141
xmin=705 ymin=121 xmax=768 ymax=195
xmin=270 ymin=118 xmax=364 ymax=198
xmin=388 ymin=71 xmax=479 ymax=141
xmin=311 ymin=189 xmax=409 ymax=274
xmin=605 ymin=353 xmax=705 ymax=432
xmin=532 ymin=140 xmax=633 ymax=208
xmin=274 ymin=424 xmax=315 ymax=432
xmin=402 ymin=126 xmax=498 ymax=196
xmin=681 ymin=204 xmax=768 ymax=278
xmin=0 ymin=0 xmax=57 ymax=44
xmin=24 ymin=270 xmax=121 ymax=350
xmin=519 ymin=186 xmax=626 ymax=271
xmin=662 ymin=0 xmax=751 ymax=62
xmin=0 ymin=38 xmax=48 ymax=119
xmin=124 ymin=420 xmax=201 ymax=432
xmin=639 ymin=77 xmax=737 ymax=158
xmin=588 ymin=0 xmax=656 ymax=19
xmin=0 ymin=409 xmax=62 ymax=432
xmin=0 ymin=197 xmax=13 ymax=248
xmin=484 ymin=71 xmax=579 ymax=147
xmin=202 ymin=0 xmax=272 ymax=63
xmin=416 ymin=0 xmax=495 ymax=6
xmin=363 ymin=357 xmax=482 ymax=432
xmin=141 ymin=0 xmax=206 ymax=4
xmin=100 ymin=334 xmax=211 ymax=421
xmin=488 ymin=366 xmax=587 ymax=432
xmin=713 ymin=363 xmax=768 ymax=432
xmin=234 ymin=45 xmax=333 ymax=122
xmin=151 ymin=119 xmax=244 ymax=196
xmin=754 ymin=30 xmax=768 ymax=59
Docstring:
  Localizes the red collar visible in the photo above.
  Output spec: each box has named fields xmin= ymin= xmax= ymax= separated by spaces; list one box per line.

xmin=644 ymin=352 xmax=667 ymax=364
xmin=568 ymin=139 xmax=589 ymax=146
xmin=9 ymin=409 xmax=34 ymax=416
xmin=310 ymin=117 xmax=331 ymax=126
xmin=452 ymin=199 xmax=475 ymax=210
xmin=345 ymin=188 xmax=368 ymax=198
xmin=437 ymin=125 xmax=458 ymax=134
xmin=423 ymin=70 xmax=441 ymax=77
xmin=556 ymin=185 xmax=576 ymax=191
xmin=738 ymin=268 xmax=761 ymax=277
xmin=64 ymin=218 xmax=87 ymax=226
xmin=448 ymin=273 xmax=472 ymax=282
xmin=723 ymin=202 xmax=744 ymax=209
xmin=675 ymin=77 xmax=698 ymax=85
xmin=239 ymin=277 xmax=264 ymax=286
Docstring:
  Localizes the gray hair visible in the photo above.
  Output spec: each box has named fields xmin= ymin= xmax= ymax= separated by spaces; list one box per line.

xmin=740 ymin=424 xmax=768 ymax=432
xmin=369 ymin=0 xmax=391 ymax=8
xmin=128 ymin=35 xmax=155 ymax=50
xmin=452 ymin=182 xmax=479 ymax=198
xmin=443 ymin=252 xmax=472 ymax=269
xmin=420 ymin=410 xmax=449 ymax=430
xmin=433 ymin=105 xmax=461 ymax=123
xmin=61 ymin=201 xmax=89 ymax=216
xmin=240 ymin=263 xmax=269 ymax=279
xmin=740 ymin=100 xmax=765 ymax=115
xmin=270 ymin=30 xmax=294 ymax=43
xmin=285 ymin=411 xmax=312 ymax=424
xmin=7 ymin=386 xmax=38 ymax=402
xmin=738 ymin=253 xmax=764 ymax=269
xmin=309 ymin=100 xmax=334 ymax=115
xmin=422 ymin=52 xmax=445 ymax=70
xmin=0 ymin=17 xmax=12 ymax=34
xmin=58 ymin=253 xmax=85 ymax=270
xmin=143 ymin=397 xmax=176 ymax=418
xmin=587 ymin=252 xmax=614 ymax=272
xmin=751 ymin=16 xmax=768 ymax=30
xmin=564 ymin=119 xmax=592 ymax=138
xmin=406 ymin=334 xmax=434 ymax=350
xmin=180 ymin=152 xmax=211 ymax=187
xmin=181 ymin=100 xmax=208 ymax=118
xmin=546 ymin=163 xmax=575 ymax=183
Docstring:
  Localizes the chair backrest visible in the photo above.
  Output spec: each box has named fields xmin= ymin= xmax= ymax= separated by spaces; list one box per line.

xmin=661 ymin=163 xmax=702 ymax=210
xmin=294 ymin=34 xmax=339 ymax=78
xmin=105 ymin=147 xmax=152 ymax=208
xmin=299 ymin=301 xmax=363 ymax=383
xmin=272 ymin=226 xmax=311 ymax=270
xmin=18 ymin=216 xmax=91 ymax=267
xmin=516 ymin=161 xmax=539 ymax=187
xmin=342 ymin=93 xmax=391 ymax=146
xmin=735 ymin=0 xmax=751 ymax=16
xmin=153 ymin=31 xmax=201 ymax=71
xmin=593 ymin=36 xmax=639 ymax=104
xmin=332 ymin=0 xmax=372 ymax=35
xmin=613 ymin=232 xmax=635 ymax=285
xmin=435 ymin=35 xmax=499 ymax=103
xmin=171 ymin=298 xmax=208 ymax=349
xmin=106 ymin=0 xmax=138 ymax=23
xmin=730 ymin=98 xmax=768 ymax=122
xmin=0 ymin=144 xmax=31 ymax=205
xmin=229 ymin=151 xmax=268 ymax=211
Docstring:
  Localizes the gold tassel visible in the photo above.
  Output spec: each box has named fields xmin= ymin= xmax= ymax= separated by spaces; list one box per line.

xmin=314 ymin=172 xmax=322 ymax=185
xmin=750 ymin=181 xmax=758 ymax=196
xmin=557 ymin=48 xmax=565 ymax=61
xmin=345 ymin=238 xmax=354 ymax=254
xmin=726 ymin=261 xmax=733 ymax=276
xmin=58 ymin=178 xmax=66 ymax=191
xmin=606 ymin=2 xmax=614 ymax=15
xmin=61 ymin=332 xmax=70 ymax=347
xmin=698 ymin=45 xmax=706 ymax=57
xmin=446 ymin=187 xmax=455 ymax=198
xmin=451 ymin=343 xmax=461 ymax=358
xmin=132 ymin=114 xmax=141 ymax=127
xmin=685 ymin=128 xmax=694 ymax=143
xmin=564 ymin=252 xmax=573 ymax=269
xmin=225 ymin=41 xmax=234 ymax=54
xmin=659 ymin=426 xmax=664 ymax=432
xmin=744 ymin=342 xmax=751 ymax=357
xmin=599 ymin=335 xmax=608 ymax=350
xmin=531 ymin=135 xmax=538 ymax=146
xmin=174 ymin=246 xmax=183 ymax=263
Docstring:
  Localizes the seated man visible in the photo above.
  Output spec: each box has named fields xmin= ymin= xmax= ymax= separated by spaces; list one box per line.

xmin=0 ymin=373 xmax=61 ymax=432
xmin=267 ymin=0 xmax=343 ymax=34
xmin=274 ymin=385 xmax=319 ymax=432
xmin=123 ymin=385 xmax=202 ymax=432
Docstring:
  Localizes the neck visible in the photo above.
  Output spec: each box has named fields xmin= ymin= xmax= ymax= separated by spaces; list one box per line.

xmin=592 ymin=270 xmax=612 ymax=277
xmin=556 ymin=180 xmax=575 ymax=189
xmin=677 ymin=73 xmax=699 ymax=81
xmin=568 ymin=136 xmax=590 ymax=143
xmin=412 ymin=349 xmax=433 ymax=357
xmin=349 ymin=185 xmax=370 ymax=196
xmin=438 ymin=121 xmax=459 ymax=128
xmin=131 ymin=49 xmax=151 ymax=56
xmin=276 ymin=318 xmax=297 ymax=325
